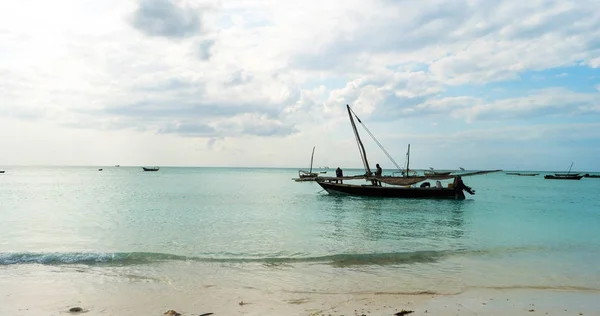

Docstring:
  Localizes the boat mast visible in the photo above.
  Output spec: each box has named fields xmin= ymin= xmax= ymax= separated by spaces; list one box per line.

xmin=309 ymin=146 xmax=315 ymax=173
xmin=346 ymin=104 xmax=372 ymax=175
xmin=405 ymin=144 xmax=410 ymax=177
xmin=567 ymin=161 xmax=573 ymax=175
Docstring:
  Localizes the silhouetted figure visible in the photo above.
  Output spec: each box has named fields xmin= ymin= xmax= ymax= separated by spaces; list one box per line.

xmin=420 ymin=182 xmax=431 ymax=188
xmin=453 ymin=176 xmax=475 ymax=195
xmin=375 ymin=163 xmax=382 ymax=177
xmin=336 ymin=167 xmax=343 ymax=183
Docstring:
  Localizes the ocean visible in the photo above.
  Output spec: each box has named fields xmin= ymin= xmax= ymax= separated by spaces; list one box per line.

xmin=1 ymin=166 xmax=600 ymax=314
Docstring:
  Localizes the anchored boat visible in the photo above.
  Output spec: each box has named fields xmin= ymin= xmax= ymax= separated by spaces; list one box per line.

xmin=545 ymin=162 xmax=581 ymax=180
xmin=315 ymin=105 xmax=499 ymax=199
xmin=293 ymin=146 xmax=322 ymax=182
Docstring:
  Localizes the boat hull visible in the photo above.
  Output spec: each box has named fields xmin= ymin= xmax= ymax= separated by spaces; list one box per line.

xmin=316 ymin=181 xmax=466 ymax=199
xmin=292 ymin=177 xmax=317 ymax=182
xmin=424 ymin=171 xmax=452 ymax=176
xmin=299 ymin=173 xmax=318 ymax=178
xmin=544 ymin=175 xmax=582 ymax=180
xmin=142 ymin=167 xmax=159 ymax=172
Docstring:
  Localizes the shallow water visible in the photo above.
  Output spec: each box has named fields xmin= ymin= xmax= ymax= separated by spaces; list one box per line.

xmin=1 ymin=166 xmax=600 ymax=295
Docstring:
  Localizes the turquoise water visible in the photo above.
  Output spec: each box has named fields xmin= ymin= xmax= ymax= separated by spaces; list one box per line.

xmin=1 ymin=166 xmax=600 ymax=295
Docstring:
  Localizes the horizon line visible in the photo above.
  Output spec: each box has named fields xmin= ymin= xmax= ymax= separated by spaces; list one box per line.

xmin=1 ymin=165 xmax=598 ymax=173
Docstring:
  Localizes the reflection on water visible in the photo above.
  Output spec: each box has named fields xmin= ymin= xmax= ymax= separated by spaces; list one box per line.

xmin=318 ymin=195 xmax=467 ymax=254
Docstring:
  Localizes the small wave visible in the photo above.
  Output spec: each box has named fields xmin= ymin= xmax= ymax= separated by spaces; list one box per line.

xmin=0 ymin=250 xmax=449 ymax=266
xmin=0 ymin=252 xmax=187 ymax=266
xmin=0 ymin=246 xmax=547 ymax=267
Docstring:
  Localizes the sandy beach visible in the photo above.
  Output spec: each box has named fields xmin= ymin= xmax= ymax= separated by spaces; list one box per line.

xmin=2 ymin=265 xmax=599 ymax=316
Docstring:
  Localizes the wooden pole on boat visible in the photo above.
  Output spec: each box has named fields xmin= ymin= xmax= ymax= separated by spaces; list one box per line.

xmin=309 ymin=146 xmax=315 ymax=174
xmin=405 ymin=144 xmax=410 ymax=177
xmin=347 ymin=104 xmax=372 ymax=175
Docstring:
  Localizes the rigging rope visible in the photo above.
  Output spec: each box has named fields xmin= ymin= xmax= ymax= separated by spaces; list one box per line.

xmin=349 ymin=108 xmax=370 ymax=173
xmin=348 ymin=106 xmax=404 ymax=173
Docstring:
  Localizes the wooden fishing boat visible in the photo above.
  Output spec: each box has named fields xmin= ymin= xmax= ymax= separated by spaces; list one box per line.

xmin=315 ymin=105 xmax=486 ymax=199
xmin=544 ymin=174 xmax=582 ymax=180
xmin=295 ymin=146 xmax=319 ymax=181
xmin=506 ymin=172 xmax=539 ymax=176
xmin=546 ymin=162 xmax=581 ymax=179
xmin=142 ymin=167 xmax=160 ymax=172
xmin=424 ymin=168 xmax=452 ymax=176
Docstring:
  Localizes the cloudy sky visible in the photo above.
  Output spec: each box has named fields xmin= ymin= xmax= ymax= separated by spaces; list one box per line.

xmin=1 ymin=0 xmax=599 ymax=171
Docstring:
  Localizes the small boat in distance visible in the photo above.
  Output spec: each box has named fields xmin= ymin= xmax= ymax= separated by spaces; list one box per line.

xmin=584 ymin=174 xmax=600 ymax=178
xmin=293 ymin=146 xmax=323 ymax=182
xmin=0 ymin=170 xmax=5 ymax=174
xmin=98 ymin=168 xmax=103 ymax=171
xmin=506 ymin=172 xmax=538 ymax=176
xmin=544 ymin=174 xmax=582 ymax=180
xmin=142 ymin=167 xmax=160 ymax=172
xmin=545 ymin=162 xmax=581 ymax=180
xmin=424 ymin=168 xmax=452 ymax=176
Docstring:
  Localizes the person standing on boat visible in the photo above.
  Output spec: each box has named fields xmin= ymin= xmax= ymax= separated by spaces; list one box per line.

xmin=336 ymin=167 xmax=343 ymax=183
xmin=375 ymin=164 xmax=382 ymax=177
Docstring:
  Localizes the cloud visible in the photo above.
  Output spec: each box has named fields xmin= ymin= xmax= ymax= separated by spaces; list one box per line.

xmin=289 ymin=0 xmax=600 ymax=85
xmin=321 ymin=80 xmax=599 ymax=123
xmin=378 ymin=123 xmax=600 ymax=156
xmin=454 ymin=88 xmax=600 ymax=121
xmin=2 ymin=0 xmax=600 ymax=169
xmin=226 ymin=70 xmax=253 ymax=86
xmin=196 ymin=39 xmax=215 ymax=60
xmin=130 ymin=0 xmax=204 ymax=38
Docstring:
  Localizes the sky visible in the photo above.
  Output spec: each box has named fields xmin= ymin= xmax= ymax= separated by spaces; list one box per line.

xmin=1 ymin=0 xmax=599 ymax=171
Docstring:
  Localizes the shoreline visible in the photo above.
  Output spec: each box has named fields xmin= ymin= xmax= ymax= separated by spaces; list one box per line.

xmin=4 ymin=288 xmax=598 ymax=315
xmin=2 ymin=267 xmax=599 ymax=316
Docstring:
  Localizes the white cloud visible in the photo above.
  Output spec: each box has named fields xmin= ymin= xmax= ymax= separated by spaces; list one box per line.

xmin=453 ymin=88 xmax=600 ymax=122
xmin=1 ymin=0 xmax=600 ymax=168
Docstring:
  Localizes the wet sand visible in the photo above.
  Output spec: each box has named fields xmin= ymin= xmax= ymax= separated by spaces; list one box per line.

xmin=2 ymin=266 xmax=599 ymax=316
